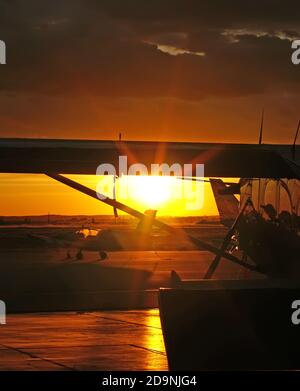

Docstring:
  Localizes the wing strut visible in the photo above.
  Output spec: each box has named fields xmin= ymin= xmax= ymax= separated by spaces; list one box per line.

xmin=204 ymin=198 xmax=251 ymax=279
xmin=46 ymin=173 xmax=261 ymax=274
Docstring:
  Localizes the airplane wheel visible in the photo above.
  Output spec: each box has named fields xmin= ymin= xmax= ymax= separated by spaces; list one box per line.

xmin=76 ymin=249 xmax=83 ymax=260
xmin=99 ymin=251 xmax=107 ymax=260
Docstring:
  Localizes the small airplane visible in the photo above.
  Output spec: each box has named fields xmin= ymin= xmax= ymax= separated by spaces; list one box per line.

xmin=77 ymin=209 xmax=162 ymax=251
xmin=157 ymin=119 xmax=300 ymax=372
xmin=0 ymin=115 xmax=299 ymax=277
xmin=175 ymin=117 xmax=300 ymax=278
xmin=26 ymin=210 xmax=161 ymax=253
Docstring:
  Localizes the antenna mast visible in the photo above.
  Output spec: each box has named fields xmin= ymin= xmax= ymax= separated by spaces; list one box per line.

xmin=292 ymin=120 xmax=300 ymax=161
xmin=258 ymin=109 xmax=264 ymax=145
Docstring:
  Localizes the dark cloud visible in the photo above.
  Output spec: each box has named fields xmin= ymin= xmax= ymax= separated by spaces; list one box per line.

xmin=0 ymin=0 xmax=299 ymax=141
xmin=0 ymin=0 xmax=299 ymax=98
xmin=97 ymin=0 xmax=300 ymax=29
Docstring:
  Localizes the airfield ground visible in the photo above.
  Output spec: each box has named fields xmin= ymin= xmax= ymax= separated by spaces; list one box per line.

xmin=0 ymin=248 xmax=260 ymax=312
xmin=0 ymin=309 xmax=167 ymax=370
xmin=0 ymin=220 xmax=262 ymax=370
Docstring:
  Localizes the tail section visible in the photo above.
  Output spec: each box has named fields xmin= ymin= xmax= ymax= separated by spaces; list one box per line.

xmin=210 ymin=179 xmax=239 ymax=227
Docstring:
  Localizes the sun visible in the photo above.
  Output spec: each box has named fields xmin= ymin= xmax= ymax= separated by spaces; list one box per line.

xmin=65 ymin=174 xmax=213 ymax=216
xmin=119 ymin=176 xmax=175 ymax=209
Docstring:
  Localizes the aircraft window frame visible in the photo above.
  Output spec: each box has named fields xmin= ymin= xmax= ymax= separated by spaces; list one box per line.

xmin=278 ymin=180 xmax=293 ymax=215
xmin=262 ymin=179 xmax=278 ymax=220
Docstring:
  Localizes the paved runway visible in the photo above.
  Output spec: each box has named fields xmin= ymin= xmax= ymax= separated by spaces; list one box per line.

xmin=0 ymin=248 xmax=262 ymax=370
xmin=0 ymin=309 xmax=168 ymax=371
xmin=0 ymin=249 xmax=260 ymax=312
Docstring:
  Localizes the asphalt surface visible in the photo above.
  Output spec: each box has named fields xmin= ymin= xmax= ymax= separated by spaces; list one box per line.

xmin=0 ymin=249 xmax=260 ymax=312
xmin=0 ymin=309 xmax=167 ymax=370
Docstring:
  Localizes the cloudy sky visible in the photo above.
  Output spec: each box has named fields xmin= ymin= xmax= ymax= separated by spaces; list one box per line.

xmin=0 ymin=0 xmax=299 ymax=144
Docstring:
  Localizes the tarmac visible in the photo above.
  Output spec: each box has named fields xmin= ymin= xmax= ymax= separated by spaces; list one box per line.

xmin=0 ymin=249 xmax=260 ymax=313
xmin=0 ymin=309 xmax=168 ymax=371
xmin=0 ymin=247 xmax=261 ymax=370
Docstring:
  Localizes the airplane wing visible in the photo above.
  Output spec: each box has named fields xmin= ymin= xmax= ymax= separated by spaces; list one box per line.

xmin=0 ymin=138 xmax=299 ymax=178
xmin=0 ymin=138 xmax=267 ymax=274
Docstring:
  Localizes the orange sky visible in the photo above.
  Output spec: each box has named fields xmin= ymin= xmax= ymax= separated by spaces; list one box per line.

xmin=0 ymin=2 xmax=298 ymax=216
xmin=0 ymin=174 xmax=220 ymax=216
xmin=0 ymin=3 xmax=299 ymax=145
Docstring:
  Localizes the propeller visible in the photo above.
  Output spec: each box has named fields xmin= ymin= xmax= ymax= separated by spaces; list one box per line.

xmin=113 ymin=175 xmax=118 ymax=218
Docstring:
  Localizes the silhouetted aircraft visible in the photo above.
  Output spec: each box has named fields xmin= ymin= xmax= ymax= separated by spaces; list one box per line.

xmin=0 ymin=118 xmax=299 ymax=276
xmin=78 ymin=209 xmax=159 ymax=251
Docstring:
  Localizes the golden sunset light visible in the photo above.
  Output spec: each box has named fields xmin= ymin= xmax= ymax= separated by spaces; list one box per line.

xmin=0 ymin=0 xmax=299 ymax=376
xmin=0 ymin=173 xmax=218 ymax=216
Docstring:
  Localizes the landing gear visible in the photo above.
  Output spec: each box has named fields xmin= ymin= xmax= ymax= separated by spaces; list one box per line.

xmin=99 ymin=251 xmax=107 ymax=261
xmin=76 ymin=249 xmax=83 ymax=260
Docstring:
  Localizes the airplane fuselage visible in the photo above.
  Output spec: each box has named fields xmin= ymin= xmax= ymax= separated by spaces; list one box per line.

xmin=238 ymin=178 xmax=300 ymax=276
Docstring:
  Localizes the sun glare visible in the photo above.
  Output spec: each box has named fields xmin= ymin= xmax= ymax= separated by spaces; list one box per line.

xmin=0 ymin=174 xmax=220 ymax=216
xmin=119 ymin=176 xmax=175 ymax=209
xmin=73 ymin=174 xmax=212 ymax=215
